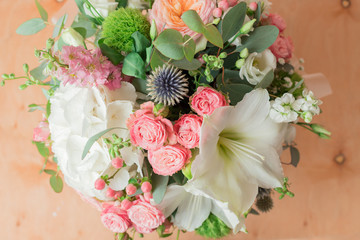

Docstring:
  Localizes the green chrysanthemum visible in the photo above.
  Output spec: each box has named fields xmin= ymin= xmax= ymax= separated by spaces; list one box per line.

xmin=102 ymin=8 xmax=150 ymax=52
xmin=147 ymin=64 xmax=189 ymax=106
xmin=195 ymin=214 xmax=231 ymax=239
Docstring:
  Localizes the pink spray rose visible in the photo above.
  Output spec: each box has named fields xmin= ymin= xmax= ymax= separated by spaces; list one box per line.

xmin=269 ymin=35 xmax=294 ymax=60
xmin=101 ymin=204 xmax=131 ymax=233
xmin=127 ymin=198 xmax=165 ymax=234
xmin=264 ymin=13 xmax=287 ymax=32
xmin=174 ymin=114 xmax=203 ymax=149
xmin=148 ymin=144 xmax=191 ymax=176
xmin=190 ymin=87 xmax=229 ymax=116
xmin=33 ymin=120 xmax=50 ymax=142
xmin=149 ymin=0 xmax=216 ymax=39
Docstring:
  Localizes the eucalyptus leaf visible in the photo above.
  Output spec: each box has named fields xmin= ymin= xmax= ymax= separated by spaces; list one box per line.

xmin=16 ymin=18 xmax=46 ymax=35
xmin=50 ymin=175 xmax=63 ymax=193
xmin=203 ymin=25 xmax=223 ymax=48
xmin=28 ymin=103 xmax=44 ymax=112
xmin=122 ymin=52 xmax=146 ymax=79
xmin=290 ymin=146 xmax=300 ymax=167
xmin=73 ymin=27 xmax=87 ymax=39
xmin=34 ymin=141 xmax=49 ymax=158
xmin=152 ymin=174 xmax=169 ymax=204
xmin=183 ymin=35 xmax=196 ymax=62
xmin=46 ymin=99 xmax=51 ymax=118
xmin=255 ymin=70 xmax=274 ymax=89
xmin=254 ymin=2 xmax=262 ymax=26
xmin=150 ymin=49 xmax=169 ymax=70
xmin=71 ymin=14 xmax=97 ymax=38
xmin=30 ymin=62 xmax=48 ymax=81
xmin=44 ymin=169 xmax=56 ymax=176
xmin=219 ymin=83 xmax=253 ymax=105
xmin=221 ymin=2 xmax=247 ymax=42
xmin=132 ymin=31 xmax=151 ymax=53
xmin=235 ymin=26 xmax=279 ymax=53
xmin=82 ymin=127 xmax=124 ymax=160
xmin=35 ymin=0 xmax=48 ymax=21
xmin=181 ymin=10 xmax=205 ymax=33
xmin=154 ymin=29 xmax=184 ymax=60
xmin=132 ymin=78 xmax=149 ymax=94
xmin=100 ymin=43 xmax=124 ymax=65
xmin=172 ymin=58 xmax=202 ymax=71
xmin=52 ymin=14 xmax=68 ymax=38
xmin=217 ymin=69 xmax=249 ymax=85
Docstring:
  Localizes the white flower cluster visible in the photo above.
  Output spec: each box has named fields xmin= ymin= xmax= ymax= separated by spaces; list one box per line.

xmin=270 ymin=89 xmax=322 ymax=123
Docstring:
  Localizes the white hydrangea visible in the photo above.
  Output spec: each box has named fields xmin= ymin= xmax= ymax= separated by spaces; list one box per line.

xmin=269 ymin=93 xmax=302 ymax=123
xmin=240 ymin=49 xmax=277 ymax=85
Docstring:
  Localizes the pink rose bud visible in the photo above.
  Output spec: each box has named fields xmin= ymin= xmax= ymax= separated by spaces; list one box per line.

xmin=101 ymin=205 xmax=131 ymax=233
xmin=95 ymin=178 xmax=106 ymax=190
xmin=213 ymin=8 xmax=222 ymax=18
xmin=227 ymin=0 xmax=238 ymax=7
xmin=174 ymin=114 xmax=203 ymax=149
xmin=114 ymin=191 xmax=123 ymax=199
xmin=249 ymin=2 xmax=258 ymax=11
xmin=190 ymin=87 xmax=229 ymax=116
xmin=126 ymin=184 xmax=137 ymax=196
xmin=33 ymin=121 xmax=50 ymax=142
xmin=106 ymin=187 xmax=116 ymax=198
xmin=218 ymin=0 xmax=229 ymax=11
xmin=120 ymin=199 xmax=133 ymax=210
xmin=144 ymin=192 xmax=153 ymax=202
xmin=112 ymin=157 xmax=124 ymax=169
xmin=141 ymin=182 xmax=152 ymax=193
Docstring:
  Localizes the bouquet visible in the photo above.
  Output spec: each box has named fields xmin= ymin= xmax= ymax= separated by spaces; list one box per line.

xmin=2 ymin=0 xmax=331 ymax=239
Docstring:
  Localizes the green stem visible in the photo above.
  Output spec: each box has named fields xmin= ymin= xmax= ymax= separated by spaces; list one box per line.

xmin=176 ymin=229 xmax=180 ymax=240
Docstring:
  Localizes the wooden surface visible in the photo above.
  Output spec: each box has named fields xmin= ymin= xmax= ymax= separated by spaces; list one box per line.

xmin=0 ymin=0 xmax=359 ymax=239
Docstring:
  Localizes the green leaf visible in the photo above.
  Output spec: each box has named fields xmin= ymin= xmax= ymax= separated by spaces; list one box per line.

xmin=181 ymin=10 xmax=205 ymax=33
xmin=35 ymin=0 xmax=48 ymax=21
xmin=46 ymin=99 xmax=51 ymax=118
xmin=221 ymin=2 xmax=247 ymax=42
xmin=183 ymin=35 xmax=196 ymax=62
xmin=122 ymin=52 xmax=146 ymax=79
xmin=203 ymin=25 xmax=223 ymax=48
xmin=152 ymin=174 xmax=169 ymax=204
xmin=16 ymin=18 xmax=46 ymax=35
xmin=132 ymin=31 xmax=151 ymax=53
xmin=172 ymin=58 xmax=202 ymax=71
xmin=132 ymin=78 xmax=149 ymax=94
xmin=82 ymin=127 xmax=124 ymax=160
xmin=254 ymin=2 xmax=262 ymax=26
xmin=52 ymin=14 xmax=68 ymax=38
xmin=150 ymin=49 xmax=169 ymax=70
xmin=34 ymin=141 xmax=49 ymax=158
xmin=255 ymin=70 xmax=274 ymax=89
xmin=30 ymin=62 xmax=48 ymax=81
xmin=71 ymin=14 xmax=97 ymax=38
xmin=217 ymin=69 xmax=249 ymax=85
xmin=44 ymin=169 xmax=56 ymax=176
xmin=28 ymin=103 xmax=44 ymax=112
xmin=99 ymin=43 xmax=124 ymax=65
xmin=73 ymin=27 xmax=87 ymax=39
xmin=290 ymin=146 xmax=300 ymax=167
xmin=115 ymin=0 xmax=128 ymax=8
xmin=50 ymin=175 xmax=63 ymax=193
xmin=219 ymin=83 xmax=253 ymax=105
xmin=235 ymin=26 xmax=279 ymax=53
xmin=154 ymin=29 xmax=185 ymax=60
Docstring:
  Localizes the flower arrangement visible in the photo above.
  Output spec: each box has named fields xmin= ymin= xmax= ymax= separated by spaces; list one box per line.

xmin=2 ymin=0 xmax=331 ymax=239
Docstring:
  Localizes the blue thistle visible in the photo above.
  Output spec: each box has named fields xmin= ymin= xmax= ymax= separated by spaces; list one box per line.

xmin=147 ymin=64 xmax=189 ymax=106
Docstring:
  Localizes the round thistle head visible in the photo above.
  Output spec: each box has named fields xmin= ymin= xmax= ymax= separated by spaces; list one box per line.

xmin=255 ymin=195 xmax=274 ymax=213
xmin=147 ymin=64 xmax=189 ymax=106
xmin=256 ymin=187 xmax=272 ymax=199
xmin=102 ymin=8 xmax=150 ymax=52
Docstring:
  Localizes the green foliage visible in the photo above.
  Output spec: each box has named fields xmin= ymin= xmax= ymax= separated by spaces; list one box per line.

xmin=132 ymin=78 xmax=149 ymax=94
xmin=255 ymin=70 xmax=274 ymax=89
xmin=154 ymin=29 xmax=185 ymax=60
xmin=151 ymin=174 xmax=169 ymax=204
xmin=203 ymin=24 xmax=223 ymax=48
xmin=122 ymin=52 xmax=146 ymax=79
xmin=71 ymin=14 xmax=97 ymax=38
xmin=35 ymin=0 xmax=48 ymax=21
xmin=99 ymin=42 xmax=124 ymax=65
xmin=274 ymin=177 xmax=295 ymax=199
xmin=16 ymin=18 xmax=46 ymax=35
xmin=183 ymin=35 xmax=196 ymax=61
xmin=102 ymin=8 xmax=150 ymax=52
xmin=172 ymin=58 xmax=202 ymax=71
xmin=221 ymin=2 xmax=247 ymax=42
xmin=290 ymin=145 xmax=300 ymax=167
xmin=132 ymin=31 xmax=151 ymax=53
xmin=34 ymin=141 xmax=49 ymax=158
xmin=103 ymin=133 xmax=131 ymax=159
xmin=196 ymin=214 xmax=231 ymax=239
xmin=50 ymin=175 xmax=63 ymax=193
xmin=219 ymin=83 xmax=253 ymax=105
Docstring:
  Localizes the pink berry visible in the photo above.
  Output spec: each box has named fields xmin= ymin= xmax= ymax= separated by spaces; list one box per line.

xmin=106 ymin=187 xmax=116 ymax=198
xmin=218 ymin=0 xmax=229 ymax=11
xmin=111 ymin=157 xmax=124 ymax=169
xmin=94 ymin=178 xmax=106 ymax=190
xmin=249 ymin=2 xmax=258 ymax=11
xmin=213 ymin=8 xmax=222 ymax=18
xmin=126 ymin=184 xmax=137 ymax=196
xmin=121 ymin=199 xmax=133 ymax=210
xmin=114 ymin=191 xmax=123 ymax=199
xmin=141 ymin=182 xmax=152 ymax=193
xmin=144 ymin=192 xmax=153 ymax=202
xmin=228 ymin=0 xmax=238 ymax=7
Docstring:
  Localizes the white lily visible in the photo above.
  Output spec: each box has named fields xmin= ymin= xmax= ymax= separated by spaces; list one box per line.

xmin=190 ymin=89 xmax=286 ymax=218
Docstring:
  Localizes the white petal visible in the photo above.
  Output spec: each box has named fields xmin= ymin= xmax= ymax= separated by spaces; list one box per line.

xmin=109 ymin=168 xmax=130 ymax=191
xmin=157 ymin=185 xmax=187 ymax=218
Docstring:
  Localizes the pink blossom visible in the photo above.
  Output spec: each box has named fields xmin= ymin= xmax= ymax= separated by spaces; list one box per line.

xmin=101 ymin=204 xmax=131 ymax=233
xmin=264 ymin=13 xmax=287 ymax=33
xmin=33 ymin=120 xmax=50 ymax=142
xmin=269 ymin=35 xmax=294 ymax=60
xmin=190 ymin=87 xmax=229 ymax=116
xmin=127 ymin=198 xmax=165 ymax=234
xmin=148 ymin=144 xmax=191 ymax=176
xmin=149 ymin=0 xmax=215 ymax=39
xmin=174 ymin=114 xmax=203 ymax=149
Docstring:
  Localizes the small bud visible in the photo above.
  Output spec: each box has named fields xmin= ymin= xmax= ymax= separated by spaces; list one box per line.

xmin=61 ymin=28 xmax=85 ymax=47
xmin=249 ymin=2 xmax=258 ymax=11
xmin=182 ymin=162 xmax=193 ymax=180
xmin=141 ymin=182 xmax=152 ymax=193
xmin=94 ymin=178 xmax=106 ymax=190
xmin=112 ymin=157 xmax=124 ymax=169
xmin=9 ymin=73 xmax=15 ymax=79
xmin=240 ymin=48 xmax=249 ymax=59
xmin=126 ymin=184 xmax=137 ymax=196
xmin=202 ymin=54 xmax=209 ymax=62
xmin=46 ymin=38 xmax=55 ymax=50
xmin=240 ymin=19 xmax=256 ymax=34
xmin=1 ymin=74 xmax=9 ymax=79
xmin=150 ymin=19 xmax=157 ymax=41
xmin=120 ymin=199 xmax=133 ymax=210
xmin=212 ymin=18 xmax=221 ymax=25
xmin=106 ymin=187 xmax=116 ymax=198
xmin=34 ymin=49 xmax=41 ymax=58
xmin=114 ymin=191 xmax=123 ymax=199
xmin=310 ymin=124 xmax=331 ymax=137
xmin=212 ymin=8 xmax=222 ymax=18
xmin=218 ymin=0 xmax=229 ymax=11
xmin=219 ymin=52 xmax=228 ymax=59
xmin=19 ymin=84 xmax=28 ymax=90
xmin=0 ymin=80 xmax=5 ymax=86
xmin=204 ymin=67 xmax=211 ymax=76
xmin=235 ymin=59 xmax=245 ymax=69
xmin=22 ymin=64 xmax=29 ymax=73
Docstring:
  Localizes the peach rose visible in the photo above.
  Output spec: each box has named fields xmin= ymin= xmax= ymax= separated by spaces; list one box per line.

xmin=174 ymin=114 xmax=203 ymax=149
xmin=149 ymin=0 xmax=216 ymax=39
xmin=101 ymin=204 xmax=131 ymax=233
xmin=264 ymin=13 xmax=287 ymax=32
xmin=127 ymin=199 xmax=165 ymax=234
xmin=148 ymin=144 xmax=191 ymax=176
xmin=190 ymin=87 xmax=229 ymax=116
xmin=269 ymin=35 xmax=294 ymax=60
